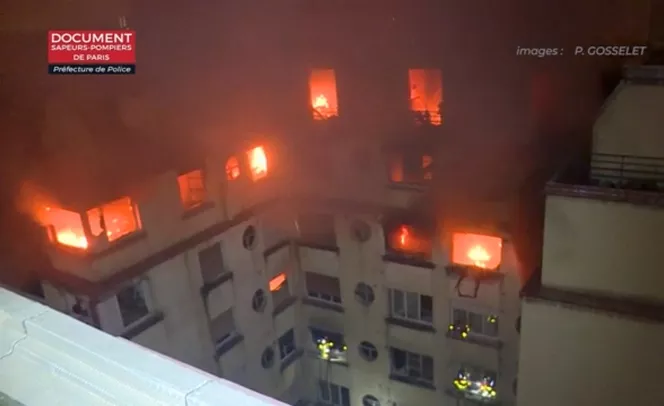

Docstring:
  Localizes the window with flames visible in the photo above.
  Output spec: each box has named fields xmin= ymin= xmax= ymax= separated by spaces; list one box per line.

xmin=387 ymin=224 xmax=432 ymax=260
xmin=451 ymin=233 xmax=502 ymax=270
xmin=177 ymin=169 xmax=207 ymax=210
xmin=389 ymin=153 xmax=433 ymax=183
xmin=309 ymin=69 xmax=339 ymax=120
xmin=408 ymin=68 xmax=443 ymax=126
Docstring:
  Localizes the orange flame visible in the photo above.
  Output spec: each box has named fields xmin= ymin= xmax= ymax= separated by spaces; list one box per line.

xmin=41 ymin=206 xmax=88 ymax=249
xmin=309 ymin=69 xmax=338 ymax=120
xmin=452 ymin=233 xmax=502 ymax=270
xmin=247 ymin=146 xmax=268 ymax=181
xmin=313 ymin=94 xmax=329 ymax=110
xmin=269 ymin=273 xmax=286 ymax=292
xmin=225 ymin=156 xmax=241 ymax=180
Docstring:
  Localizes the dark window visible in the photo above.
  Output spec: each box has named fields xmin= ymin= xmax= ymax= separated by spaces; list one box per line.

xmin=297 ymin=213 xmax=336 ymax=247
xmin=261 ymin=346 xmax=275 ymax=368
xmin=210 ymin=308 xmax=236 ymax=346
xmin=198 ymin=243 xmax=224 ymax=284
xmin=354 ymin=283 xmax=375 ymax=306
xmin=278 ymin=329 xmax=296 ymax=360
xmin=318 ymin=381 xmax=351 ymax=406
xmin=390 ymin=347 xmax=434 ymax=385
xmin=306 ymin=272 xmax=342 ymax=304
xmin=116 ymin=281 xmax=150 ymax=327
xmin=242 ymin=225 xmax=257 ymax=250
xmin=358 ymin=341 xmax=378 ymax=362
xmin=252 ymin=289 xmax=267 ymax=312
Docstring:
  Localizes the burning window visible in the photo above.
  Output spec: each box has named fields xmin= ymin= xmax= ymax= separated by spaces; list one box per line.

xmin=408 ymin=68 xmax=443 ymax=125
xmin=388 ymin=154 xmax=433 ymax=183
xmin=309 ymin=69 xmax=339 ymax=120
xmin=177 ymin=169 xmax=207 ymax=210
xmin=453 ymin=367 xmax=497 ymax=401
xmin=225 ymin=156 xmax=241 ymax=180
xmin=36 ymin=206 xmax=88 ymax=249
xmin=270 ymin=272 xmax=291 ymax=309
xmin=87 ymin=197 xmax=141 ymax=243
xmin=451 ymin=233 xmax=502 ymax=270
xmin=246 ymin=146 xmax=268 ymax=181
xmin=387 ymin=225 xmax=432 ymax=259
xmin=269 ymin=273 xmax=287 ymax=292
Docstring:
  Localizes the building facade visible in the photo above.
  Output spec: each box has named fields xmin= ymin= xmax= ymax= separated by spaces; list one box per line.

xmin=517 ymin=65 xmax=664 ymax=406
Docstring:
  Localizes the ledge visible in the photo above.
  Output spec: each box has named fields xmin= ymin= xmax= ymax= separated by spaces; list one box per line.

xmin=445 ymin=265 xmax=504 ymax=282
xmin=383 ymin=253 xmax=435 ymax=269
xmin=302 ymin=298 xmax=344 ymax=313
xmin=546 ymin=182 xmax=664 ymax=208
xmin=444 ymin=388 xmax=500 ymax=405
xmin=445 ymin=331 xmax=503 ymax=349
xmin=200 ymin=272 xmax=234 ymax=297
xmin=389 ymin=374 xmax=436 ymax=390
xmin=296 ymin=241 xmax=340 ymax=254
xmin=0 ymin=287 xmax=287 ymax=406
xmin=214 ymin=334 xmax=244 ymax=360
xmin=121 ymin=311 xmax=165 ymax=340
xmin=181 ymin=201 xmax=215 ymax=220
xmin=386 ymin=317 xmax=436 ymax=333
xmin=264 ymin=240 xmax=291 ymax=259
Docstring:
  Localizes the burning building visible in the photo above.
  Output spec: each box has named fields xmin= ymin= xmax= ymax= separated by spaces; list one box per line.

xmin=517 ymin=65 xmax=664 ymax=406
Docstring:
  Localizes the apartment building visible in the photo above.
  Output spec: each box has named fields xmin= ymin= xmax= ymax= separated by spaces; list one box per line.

xmin=517 ymin=64 xmax=664 ymax=406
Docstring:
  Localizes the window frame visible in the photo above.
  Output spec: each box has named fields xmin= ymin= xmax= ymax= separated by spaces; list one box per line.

xmin=451 ymin=307 xmax=499 ymax=338
xmin=198 ymin=242 xmax=226 ymax=284
xmin=115 ymin=279 xmax=153 ymax=329
xmin=310 ymin=327 xmax=347 ymax=362
xmin=305 ymin=272 xmax=342 ymax=305
xmin=388 ymin=288 xmax=433 ymax=325
xmin=389 ymin=347 xmax=434 ymax=385
xmin=209 ymin=308 xmax=239 ymax=349
xmin=176 ymin=168 xmax=208 ymax=210
xmin=318 ymin=380 xmax=351 ymax=406
xmin=277 ymin=328 xmax=296 ymax=361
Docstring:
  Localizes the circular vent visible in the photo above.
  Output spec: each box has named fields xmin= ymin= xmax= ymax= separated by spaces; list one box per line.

xmin=358 ymin=341 xmax=378 ymax=362
xmin=261 ymin=346 xmax=275 ymax=368
xmin=354 ymin=283 xmax=375 ymax=306
xmin=362 ymin=395 xmax=380 ymax=406
xmin=252 ymin=289 xmax=266 ymax=312
xmin=351 ymin=220 xmax=371 ymax=242
xmin=242 ymin=225 xmax=257 ymax=250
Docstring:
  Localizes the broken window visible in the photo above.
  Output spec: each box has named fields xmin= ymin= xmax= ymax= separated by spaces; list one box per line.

xmin=177 ymin=169 xmax=207 ymax=210
xmin=388 ymin=153 xmax=433 ymax=184
xmin=36 ymin=206 xmax=88 ymax=249
xmin=87 ymin=196 xmax=142 ymax=243
xmin=408 ymin=68 xmax=443 ymax=125
xmin=247 ymin=146 xmax=268 ymax=181
xmin=310 ymin=69 xmax=339 ymax=120
xmin=225 ymin=156 xmax=241 ymax=180
xmin=451 ymin=233 xmax=503 ymax=270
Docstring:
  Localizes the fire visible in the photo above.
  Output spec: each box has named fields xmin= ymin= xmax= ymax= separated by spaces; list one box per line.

xmin=39 ymin=206 xmax=88 ymax=249
xmin=225 ymin=156 xmax=240 ymax=180
xmin=269 ymin=273 xmax=287 ymax=292
xmin=391 ymin=225 xmax=431 ymax=257
xmin=309 ymin=69 xmax=339 ymax=120
xmin=452 ymin=233 xmax=502 ymax=270
xmin=408 ymin=68 xmax=443 ymax=125
xmin=247 ymin=146 xmax=268 ymax=181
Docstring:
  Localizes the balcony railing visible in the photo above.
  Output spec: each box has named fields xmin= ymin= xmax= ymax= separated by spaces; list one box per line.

xmin=590 ymin=153 xmax=664 ymax=186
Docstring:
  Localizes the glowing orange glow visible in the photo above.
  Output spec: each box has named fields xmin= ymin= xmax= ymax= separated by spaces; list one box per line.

xmin=408 ymin=69 xmax=443 ymax=125
xmin=177 ymin=169 xmax=206 ymax=209
xmin=452 ymin=233 xmax=502 ymax=269
xmin=389 ymin=156 xmax=404 ymax=182
xmin=269 ymin=273 xmax=287 ymax=292
xmin=389 ymin=155 xmax=432 ymax=183
xmin=309 ymin=69 xmax=338 ymax=120
xmin=422 ymin=155 xmax=433 ymax=180
xmin=391 ymin=225 xmax=431 ymax=257
xmin=37 ymin=206 xmax=88 ymax=249
xmin=87 ymin=197 xmax=141 ymax=243
xmin=247 ymin=146 xmax=268 ymax=181
xmin=225 ymin=156 xmax=240 ymax=180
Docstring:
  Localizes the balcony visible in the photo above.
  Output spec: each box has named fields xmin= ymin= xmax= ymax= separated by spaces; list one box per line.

xmin=0 ymin=286 xmax=287 ymax=406
xmin=547 ymin=152 xmax=664 ymax=207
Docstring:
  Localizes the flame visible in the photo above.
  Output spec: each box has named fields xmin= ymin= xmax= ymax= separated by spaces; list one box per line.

xmin=467 ymin=245 xmax=492 ymax=268
xmin=225 ymin=156 xmax=240 ymax=180
xmin=452 ymin=233 xmax=502 ymax=270
xmin=40 ymin=206 xmax=88 ymax=249
xmin=392 ymin=225 xmax=431 ymax=257
xmin=247 ymin=146 xmax=268 ymax=181
xmin=408 ymin=68 xmax=443 ymax=125
xmin=398 ymin=226 xmax=409 ymax=247
xmin=313 ymin=94 xmax=329 ymax=109
xmin=269 ymin=273 xmax=286 ymax=292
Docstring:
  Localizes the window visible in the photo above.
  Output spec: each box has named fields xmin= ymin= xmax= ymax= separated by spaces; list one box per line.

xmin=261 ymin=346 xmax=275 ymax=368
xmin=388 ymin=153 xmax=433 ymax=184
xmin=116 ymin=280 xmax=151 ymax=327
xmin=408 ymin=68 xmax=442 ymax=125
xmin=310 ymin=327 xmax=347 ymax=362
xmin=270 ymin=273 xmax=291 ymax=308
xmin=362 ymin=395 xmax=380 ymax=406
xmin=177 ymin=169 xmax=207 ymax=210
xmin=252 ymin=289 xmax=267 ymax=312
xmin=389 ymin=289 xmax=433 ymax=325
xmin=390 ymin=347 xmax=434 ymax=385
xmin=306 ymin=272 xmax=342 ymax=304
xmin=246 ymin=146 xmax=268 ymax=181
xmin=209 ymin=308 xmax=237 ymax=347
xmin=454 ymin=367 xmax=497 ymax=401
xmin=309 ymin=69 xmax=339 ymax=120
xmin=318 ymin=381 xmax=350 ymax=406
xmin=242 ymin=225 xmax=257 ymax=250
xmin=278 ymin=328 xmax=296 ymax=360
xmin=451 ymin=308 xmax=499 ymax=338
xmin=36 ymin=206 xmax=88 ymax=249
xmin=451 ymin=233 xmax=502 ymax=270
xmin=87 ymin=196 xmax=142 ymax=243
xmin=297 ymin=213 xmax=336 ymax=247
xmin=225 ymin=156 xmax=241 ymax=180
xmin=198 ymin=243 xmax=225 ymax=284
xmin=358 ymin=341 xmax=378 ymax=362
xmin=386 ymin=224 xmax=432 ymax=259
xmin=354 ymin=283 xmax=375 ymax=306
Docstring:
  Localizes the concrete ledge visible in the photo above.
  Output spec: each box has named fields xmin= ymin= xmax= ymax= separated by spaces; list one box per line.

xmin=0 ymin=287 xmax=286 ymax=406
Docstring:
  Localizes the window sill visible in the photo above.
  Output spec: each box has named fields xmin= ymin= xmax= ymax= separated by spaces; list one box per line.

xmin=214 ymin=333 xmax=244 ymax=359
xmin=386 ymin=182 xmax=429 ymax=191
xmin=445 ymin=264 xmax=504 ymax=281
xmin=181 ymin=201 xmax=215 ymax=220
xmin=386 ymin=317 xmax=436 ymax=333
xmin=91 ymin=231 xmax=148 ymax=260
xmin=200 ymin=272 xmax=234 ymax=297
xmin=263 ymin=239 xmax=291 ymax=259
xmin=383 ymin=253 xmax=435 ymax=269
xmin=389 ymin=374 xmax=436 ymax=391
xmin=307 ymin=350 xmax=349 ymax=366
xmin=279 ymin=348 xmax=304 ymax=372
xmin=120 ymin=311 xmax=165 ymax=340
xmin=444 ymin=388 xmax=501 ymax=405
xmin=297 ymin=240 xmax=340 ymax=254
xmin=273 ymin=296 xmax=298 ymax=317
xmin=302 ymin=297 xmax=344 ymax=313
xmin=446 ymin=331 xmax=502 ymax=349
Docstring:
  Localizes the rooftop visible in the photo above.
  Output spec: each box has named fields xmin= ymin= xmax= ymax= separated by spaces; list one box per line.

xmin=0 ymin=285 xmax=286 ymax=406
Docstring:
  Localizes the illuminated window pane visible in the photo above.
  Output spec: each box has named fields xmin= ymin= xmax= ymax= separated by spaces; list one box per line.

xmin=247 ymin=146 xmax=268 ymax=182
xmin=310 ymin=69 xmax=339 ymax=120
xmin=37 ymin=206 xmax=87 ymax=249
xmin=177 ymin=169 xmax=206 ymax=210
xmin=451 ymin=233 xmax=502 ymax=269
xmin=388 ymin=225 xmax=432 ymax=259
xmin=97 ymin=197 xmax=141 ymax=242
xmin=225 ymin=156 xmax=240 ymax=180
xmin=408 ymin=68 xmax=443 ymax=125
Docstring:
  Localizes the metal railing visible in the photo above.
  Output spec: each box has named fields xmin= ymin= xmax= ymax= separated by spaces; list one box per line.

xmin=590 ymin=153 xmax=664 ymax=186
